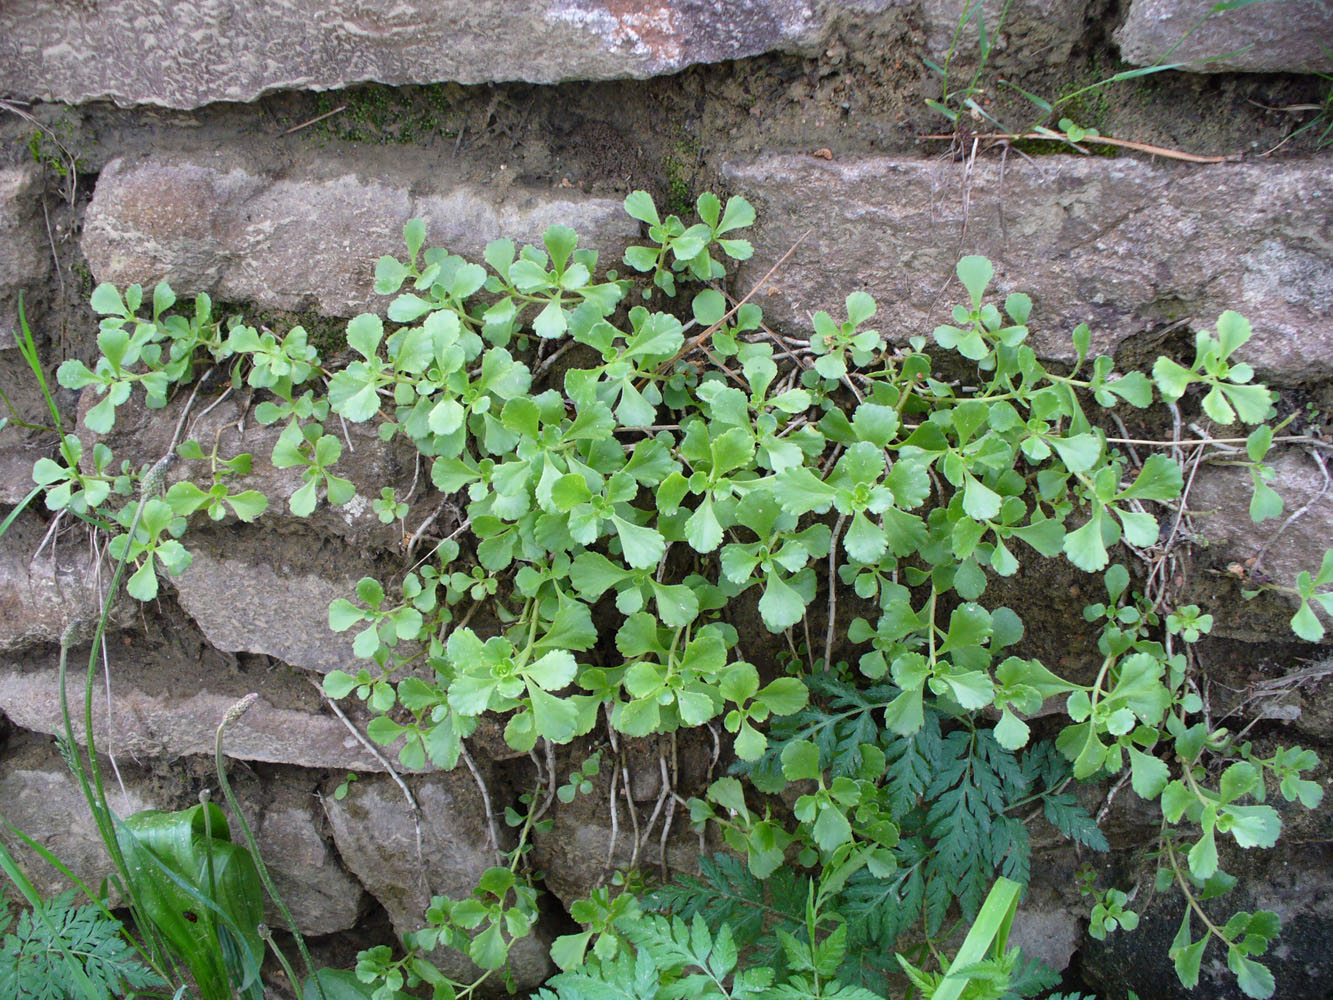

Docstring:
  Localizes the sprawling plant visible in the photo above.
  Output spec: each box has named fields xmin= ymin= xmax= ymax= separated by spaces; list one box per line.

xmin=24 ymin=189 xmax=1328 ymax=1000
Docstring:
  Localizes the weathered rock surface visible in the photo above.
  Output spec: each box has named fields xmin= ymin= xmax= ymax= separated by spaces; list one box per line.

xmin=324 ymin=770 xmax=554 ymax=989
xmin=918 ymin=0 xmax=1086 ymax=70
xmin=0 ymin=737 xmax=366 ymax=936
xmin=0 ymin=165 xmax=48 ymax=347
xmin=1006 ymin=885 xmax=1082 ymax=975
xmin=81 ymin=151 xmax=641 ymax=318
xmin=0 ymin=510 xmax=132 ymax=652
xmin=1189 ymin=449 xmax=1333 ymax=636
xmin=252 ymin=784 xmax=366 ymax=935
xmin=173 ymin=549 xmax=364 ymax=677
xmin=0 ymin=660 xmax=393 ymax=772
xmin=0 ymin=164 xmax=55 ymax=504
xmin=723 ymin=154 xmax=1333 ymax=382
xmin=0 ymin=739 xmax=157 ymax=902
xmin=79 ymin=390 xmax=403 ymax=550
xmin=1116 ymin=0 xmax=1333 ymax=74
xmin=0 ymin=1 xmax=905 ymax=108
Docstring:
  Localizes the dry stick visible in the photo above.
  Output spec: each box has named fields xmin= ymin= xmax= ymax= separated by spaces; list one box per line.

xmin=704 ymin=722 xmax=721 ymax=785
xmin=534 ymin=338 xmax=577 ymax=381
xmin=1109 ymin=413 xmax=1142 ymax=469
xmin=825 ymin=514 xmax=848 ymax=673
xmin=281 ymin=104 xmax=347 ymax=135
xmin=657 ymin=732 xmax=680 ymax=880
xmin=919 ymin=130 xmax=1241 ymax=164
xmin=1105 ymin=432 xmax=1333 ymax=452
xmin=622 ymin=756 xmax=642 ymax=870
xmin=406 ymin=501 xmax=446 ymax=558
xmin=1146 ymin=441 xmax=1207 ymax=603
xmin=306 ymin=677 xmax=431 ymax=877
xmin=1246 ymin=98 xmax=1323 ymax=114
xmin=604 ymin=767 xmax=621 ymax=875
xmin=41 ymin=198 xmax=65 ymax=301
xmin=1252 ymin=448 xmax=1331 ymax=575
xmin=1096 ymin=771 xmax=1133 ymax=828
xmin=637 ymin=760 xmax=671 ymax=867
xmin=98 ymin=632 xmax=130 ymax=810
xmin=603 ymin=708 xmax=622 ymax=873
xmin=1 ymin=99 xmax=79 ymax=203
xmin=801 ymin=614 xmax=815 ymax=669
xmin=31 ymin=507 xmax=66 ymax=564
xmin=184 ymin=385 xmax=234 ymax=442
xmin=782 ymin=625 xmax=802 ymax=665
xmin=1218 ymin=661 xmax=1333 ymax=731
xmin=460 ymin=743 xmax=505 ymax=864
xmin=531 ymin=738 xmax=559 ymax=826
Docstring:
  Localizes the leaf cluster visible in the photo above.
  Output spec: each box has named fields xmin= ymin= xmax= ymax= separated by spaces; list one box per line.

xmin=0 ymin=892 xmax=166 ymax=1000
xmin=26 ymin=186 xmax=1329 ymax=1000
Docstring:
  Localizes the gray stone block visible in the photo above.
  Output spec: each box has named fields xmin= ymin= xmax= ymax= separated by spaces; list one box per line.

xmin=722 ymin=153 xmax=1333 ymax=382
xmin=1117 ymin=0 xmax=1333 ymax=74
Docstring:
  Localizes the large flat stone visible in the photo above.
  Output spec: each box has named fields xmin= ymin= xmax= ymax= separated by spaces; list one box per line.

xmin=82 ymin=151 xmax=641 ymax=317
xmin=0 ymin=1 xmax=896 ymax=109
xmin=1116 ymin=0 xmax=1333 ymax=74
xmin=1188 ymin=449 xmax=1333 ymax=639
xmin=0 ymin=739 xmax=365 ymax=936
xmin=0 ymin=741 xmax=158 ymax=903
xmin=251 ymin=785 xmax=366 ymax=935
xmin=722 ymin=154 xmax=1333 ymax=382
xmin=79 ymin=389 xmax=404 ymax=551
xmin=0 ymin=662 xmax=394 ymax=772
xmin=0 ymin=1 xmax=1091 ymax=110
xmin=173 ymin=550 xmax=363 ymax=677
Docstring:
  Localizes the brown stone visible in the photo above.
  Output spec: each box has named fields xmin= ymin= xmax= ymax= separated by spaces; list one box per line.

xmin=0 ymin=1 xmax=908 ymax=110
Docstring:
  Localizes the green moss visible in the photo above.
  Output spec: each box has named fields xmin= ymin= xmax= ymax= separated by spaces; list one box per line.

xmin=662 ymin=130 xmax=702 ymax=217
xmin=294 ymin=83 xmax=464 ymax=146
xmin=26 ymin=114 xmax=88 ymax=180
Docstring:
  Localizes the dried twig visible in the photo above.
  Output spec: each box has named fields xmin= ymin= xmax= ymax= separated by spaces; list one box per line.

xmin=825 ymin=514 xmax=847 ymax=673
xmin=919 ymin=130 xmax=1242 ymax=164
xmin=461 ymin=743 xmax=505 ymax=864
xmin=665 ymin=229 xmax=812 ymax=367
xmin=306 ymin=676 xmax=429 ymax=875
xmin=281 ymin=105 xmax=347 ymax=135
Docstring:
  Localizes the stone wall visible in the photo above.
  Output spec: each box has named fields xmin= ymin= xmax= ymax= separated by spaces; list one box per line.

xmin=1 ymin=1 xmax=1330 ymax=997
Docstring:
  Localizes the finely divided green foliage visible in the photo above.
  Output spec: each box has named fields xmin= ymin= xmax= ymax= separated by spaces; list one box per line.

xmin=30 ymin=193 xmax=1328 ymax=1000
xmin=0 ymin=891 xmax=166 ymax=1000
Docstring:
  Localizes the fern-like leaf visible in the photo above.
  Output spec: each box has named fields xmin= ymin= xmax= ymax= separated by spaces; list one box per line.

xmin=1041 ymin=792 xmax=1109 ymax=851
xmin=0 ymin=891 xmax=166 ymax=1000
xmin=736 ymin=676 xmax=899 ymax=788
